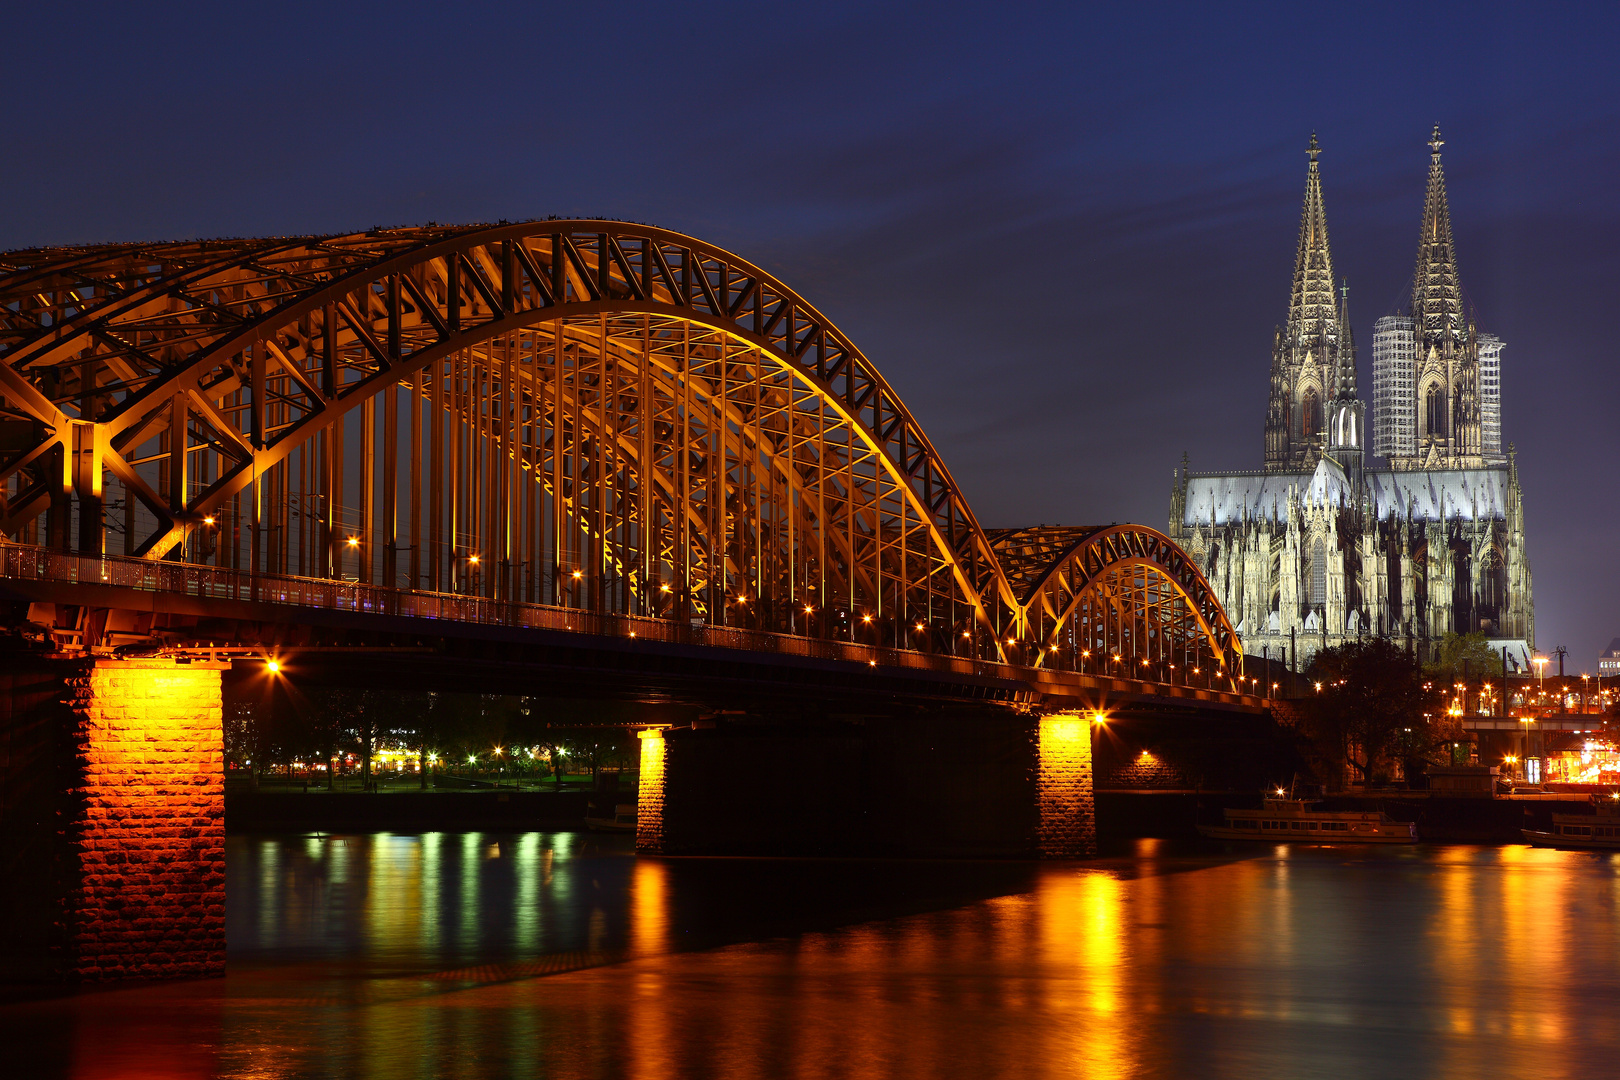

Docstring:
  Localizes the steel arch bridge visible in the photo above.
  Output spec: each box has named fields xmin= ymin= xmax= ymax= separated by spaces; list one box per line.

xmin=0 ymin=222 xmax=1241 ymax=679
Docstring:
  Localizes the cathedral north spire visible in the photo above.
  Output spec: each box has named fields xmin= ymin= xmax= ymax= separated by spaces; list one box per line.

xmin=1413 ymin=124 xmax=1464 ymax=349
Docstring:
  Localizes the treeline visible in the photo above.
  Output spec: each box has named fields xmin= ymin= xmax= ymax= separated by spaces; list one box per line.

xmin=1285 ymin=633 xmax=1507 ymax=788
xmin=223 ymin=685 xmax=639 ymax=784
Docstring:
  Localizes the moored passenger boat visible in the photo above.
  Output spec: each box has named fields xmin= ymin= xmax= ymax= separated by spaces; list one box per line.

xmin=1198 ymin=797 xmax=1419 ymax=844
xmin=1522 ymin=808 xmax=1620 ymax=849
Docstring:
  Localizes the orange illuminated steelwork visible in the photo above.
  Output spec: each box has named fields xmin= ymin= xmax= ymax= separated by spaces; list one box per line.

xmin=0 ymin=222 xmax=1240 ymax=678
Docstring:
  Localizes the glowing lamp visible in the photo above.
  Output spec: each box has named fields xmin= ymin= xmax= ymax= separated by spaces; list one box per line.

xmin=573 ymin=570 xmax=583 ymax=579
xmin=265 ymin=659 xmax=280 ymax=674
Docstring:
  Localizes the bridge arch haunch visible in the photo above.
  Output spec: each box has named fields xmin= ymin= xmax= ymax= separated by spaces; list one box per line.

xmin=0 ymin=223 xmax=1240 ymax=671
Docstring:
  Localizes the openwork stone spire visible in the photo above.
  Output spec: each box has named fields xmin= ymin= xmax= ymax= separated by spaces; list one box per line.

xmin=1266 ymin=133 xmax=1354 ymax=473
xmin=1286 ymin=132 xmax=1340 ymax=350
xmin=1412 ymin=125 xmax=1463 ymax=349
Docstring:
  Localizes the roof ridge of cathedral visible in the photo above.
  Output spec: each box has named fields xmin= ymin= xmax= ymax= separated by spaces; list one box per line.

xmin=1412 ymin=125 xmax=1465 ymax=348
xmin=1286 ymin=132 xmax=1339 ymax=350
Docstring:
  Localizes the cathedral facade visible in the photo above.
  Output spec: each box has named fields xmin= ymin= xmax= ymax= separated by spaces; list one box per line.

xmin=1168 ymin=129 xmax=1534 ymax=671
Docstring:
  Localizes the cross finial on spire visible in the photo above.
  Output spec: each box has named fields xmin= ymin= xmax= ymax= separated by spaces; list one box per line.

xmin=1307 ymin=131 xmax=1321 ymax=162
xmin=1429 ymin=124 xmax=1444 ymax=158
xmin=1340 ymin=278 xmax=1349 ymax=303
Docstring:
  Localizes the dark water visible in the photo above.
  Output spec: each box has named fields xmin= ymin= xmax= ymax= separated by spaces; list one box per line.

xmin=5 ymin=834 xmax=1620 ymax=1079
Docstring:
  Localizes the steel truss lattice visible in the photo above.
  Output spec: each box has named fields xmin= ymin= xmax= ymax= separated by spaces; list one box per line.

xmin=0 ymin=222 xmax=1241 ymax=673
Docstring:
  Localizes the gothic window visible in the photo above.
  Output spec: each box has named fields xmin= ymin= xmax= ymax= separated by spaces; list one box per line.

xmin=1452 ymin=546 xmax=1472 ymax=631
xmin=1310 ymin=537 xmax=1326 ymax=606
xmin=1425 ymin=384 xmax=1446 ymax=439
xmin=1300 ymin=389 xmax=1322 ymax=441
xmin=1452 ymin=381 xmax=1465 ymax=441
xmin=1479 ymin=550 xmax=1504 ymax=614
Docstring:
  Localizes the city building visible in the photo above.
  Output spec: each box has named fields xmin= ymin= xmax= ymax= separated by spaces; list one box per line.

xmin=1600 ymin=638 xmax=1620 ymax=677
xmin=1169 ymin=129 xmax=1534 ymax=669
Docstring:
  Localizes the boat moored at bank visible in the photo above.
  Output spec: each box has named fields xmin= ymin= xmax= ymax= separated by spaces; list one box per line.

xmin=1523 ymin=806 xmax=1620 ymax=849
xmin=1198 ymin=797 xmax=1419 ymax=844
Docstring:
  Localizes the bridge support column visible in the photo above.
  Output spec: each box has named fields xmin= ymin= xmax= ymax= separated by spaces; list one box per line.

xmin=634 ymin=728 xmax=667 ymax=854
xmin=1036 ymin=714 xmax=1096 ymax=858
xmin=1 ymin=657 xmax=226 ymax=982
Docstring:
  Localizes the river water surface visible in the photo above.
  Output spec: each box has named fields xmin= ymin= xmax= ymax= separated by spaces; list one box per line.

xmin=5 ymin=834 xmax=1619 ymax=1079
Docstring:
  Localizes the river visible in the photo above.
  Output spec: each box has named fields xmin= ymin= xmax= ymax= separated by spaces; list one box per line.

xmin=4 ymin=834 xmax=1618 ymax=1078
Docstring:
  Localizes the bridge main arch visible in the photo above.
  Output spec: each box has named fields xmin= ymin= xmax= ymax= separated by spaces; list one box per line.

xmin=0 ymin=222 xmax=1239 ymax=672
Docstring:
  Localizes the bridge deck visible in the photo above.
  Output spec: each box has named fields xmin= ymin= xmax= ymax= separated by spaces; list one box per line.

xmin=2 ymin=541 xmax=1267 ymax=713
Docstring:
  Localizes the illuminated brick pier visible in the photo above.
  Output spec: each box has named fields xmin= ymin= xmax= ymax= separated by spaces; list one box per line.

xmin=1 ymin=657 xmax=226 ymax=982
xmin=1036 ymin=714 xmax=1097 ymax=858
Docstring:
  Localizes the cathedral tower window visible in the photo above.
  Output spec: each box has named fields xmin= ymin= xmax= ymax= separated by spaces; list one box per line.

xmin=1300 ymin=388 xmax=1322 ymax=441
xmin=1425 ymin=384 xmax=1446 ymax=439
xmin=1310 ymin=537 xmax=1326 ymax=606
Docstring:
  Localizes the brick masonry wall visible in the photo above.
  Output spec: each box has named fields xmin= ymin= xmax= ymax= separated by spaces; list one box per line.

xmin=64 ymin=659 xmax=227 ymax=981
xmin=1101 ymin=751 xmax=1189 ymax=790
xmin=1036 ymin=715 xmax=1097 ymax=858
xmin=635 ymin=730 xmax=666 ymax=854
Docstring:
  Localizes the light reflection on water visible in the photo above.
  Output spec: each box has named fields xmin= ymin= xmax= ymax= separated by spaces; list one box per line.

xmin=4 ymin=836 xmax=1620 ymax=1079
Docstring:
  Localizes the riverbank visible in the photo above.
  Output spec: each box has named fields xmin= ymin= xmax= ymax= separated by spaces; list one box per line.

xmin=1100 ymin=790 xmax=1598 ymax=844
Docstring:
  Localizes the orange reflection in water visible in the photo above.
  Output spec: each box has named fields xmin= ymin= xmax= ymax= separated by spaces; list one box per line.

xmin=16 ymin=840 xmax=1620 ymax=1080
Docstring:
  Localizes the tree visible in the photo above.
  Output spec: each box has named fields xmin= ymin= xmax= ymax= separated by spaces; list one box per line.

xmin=1296 ymin=638 xmax=1441 ymax=787
xmin=1427 ymin=631 xmax=1504 ymax=680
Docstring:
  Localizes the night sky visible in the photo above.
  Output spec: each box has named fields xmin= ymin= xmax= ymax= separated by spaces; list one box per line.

xmin=6 ymin=2 xmax=1616 ymax=661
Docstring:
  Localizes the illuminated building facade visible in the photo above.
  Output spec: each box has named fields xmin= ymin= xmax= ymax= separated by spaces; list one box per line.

xmin=1600 ymin=638 xmax=1620 ymax=678
xmin=1170 ymin=130 xmax=1534 ymax=668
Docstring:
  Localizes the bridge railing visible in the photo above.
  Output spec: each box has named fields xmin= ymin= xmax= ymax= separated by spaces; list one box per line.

xmin=0 ymin=541 xmax=1263 ymax=707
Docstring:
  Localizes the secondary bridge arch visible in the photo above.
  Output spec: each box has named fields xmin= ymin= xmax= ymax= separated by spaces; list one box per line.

xmin=987 ymin=525 xmax=1241 ymax=677
xmin=0 ymin=222 xmax=1240 ymax=674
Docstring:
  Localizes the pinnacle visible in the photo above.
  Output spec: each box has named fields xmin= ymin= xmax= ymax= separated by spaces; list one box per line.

xmin=1308 ymin=131 xmax=1321 ymax=161
xmin=1429 ymin=124 xmax=1444 ymax=157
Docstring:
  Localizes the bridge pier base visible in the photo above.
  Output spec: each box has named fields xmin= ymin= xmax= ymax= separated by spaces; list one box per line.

xmin=1036 ymin=714 xmax=1097 ymax=858
xmin=1 ymin=656 xmax=226 ymax=983
xmin=633 ymin=709 xmax=1095 ymax=859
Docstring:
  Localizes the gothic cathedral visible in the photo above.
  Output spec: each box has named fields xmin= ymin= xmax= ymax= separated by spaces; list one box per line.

xmin=1168 ymin=129 xmax=1534 ymax=670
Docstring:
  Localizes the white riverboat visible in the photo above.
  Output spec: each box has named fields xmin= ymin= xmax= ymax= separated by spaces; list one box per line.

xmin=1198 ymin=797 xmax=1419 ymax=844
xmin=1522 ymin=808 xmax=1620 ymax=850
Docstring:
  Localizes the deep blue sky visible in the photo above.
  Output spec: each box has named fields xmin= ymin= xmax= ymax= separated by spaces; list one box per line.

xmin=6 ymin=1 xmax=1617 ymax=661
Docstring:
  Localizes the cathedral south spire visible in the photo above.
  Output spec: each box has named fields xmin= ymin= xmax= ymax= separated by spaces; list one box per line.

xmin=1287 ymin=132 xmax=1339 ymax=350
xmin=1266 ymin=133 xmax=1354 ymax=473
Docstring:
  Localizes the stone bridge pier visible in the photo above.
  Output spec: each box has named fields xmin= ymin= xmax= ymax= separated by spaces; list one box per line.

xmin=634 ymin=709 xmax=1095 ymax=859
xmin=1 ymin=656 xmax=226 ymax=983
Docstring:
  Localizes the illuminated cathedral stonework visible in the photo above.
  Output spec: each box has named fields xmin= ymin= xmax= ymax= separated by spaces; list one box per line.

xmin=1169 ymin=130 xmax=1534 ymax=670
